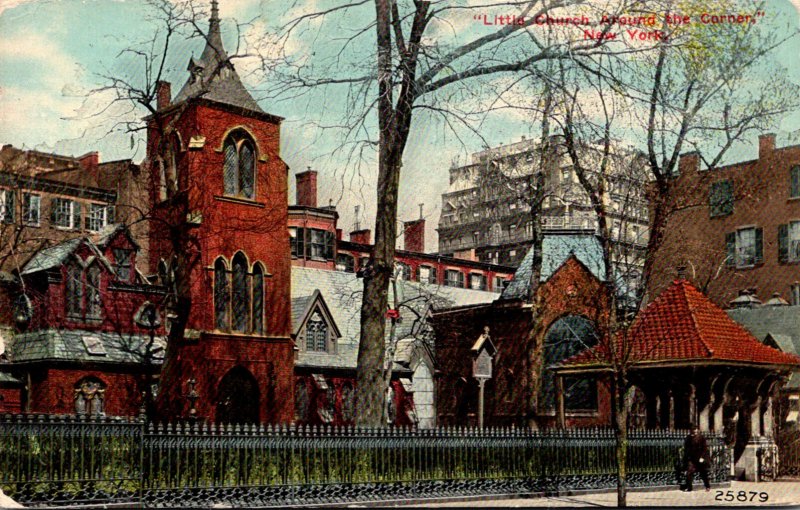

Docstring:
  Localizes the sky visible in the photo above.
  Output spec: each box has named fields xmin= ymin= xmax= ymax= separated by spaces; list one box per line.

xmin=1 ymin=0 xmax=800 ymax=252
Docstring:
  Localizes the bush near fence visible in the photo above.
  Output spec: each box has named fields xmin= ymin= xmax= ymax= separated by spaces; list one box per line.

xmin=0 ymin=414 xmax=730 ymax=507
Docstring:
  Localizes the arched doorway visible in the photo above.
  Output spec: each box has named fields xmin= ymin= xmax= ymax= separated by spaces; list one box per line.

xmin=216 ymin=366 xmax=260 ymax=424
xmin=413 ymin=361 xmax=435 ymax=429
xmin=540 ymin=315 xmax=599 ymax=414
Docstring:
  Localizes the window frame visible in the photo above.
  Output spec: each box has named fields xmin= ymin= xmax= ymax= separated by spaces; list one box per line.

xmin=52 ymin=198 xmax=79 ymax=230
xmin=305 ymin=310 xmax=329 ymax=352
xmin=444 ymin=269 xmax=464 ymax=288
xmin=709 ymin=179 xmax=734 ymax=217
xmin=418 ymin=265 xmax=437 ymax=284
xmin=728 ymin=226 xmax=763 ymax=268
xmin=87 ymin=203 xmax=109 ymax=232
xmin=222 ymin=131 xmax=257 ymax=200
xmin=22 ymin=193 xmax=40 ymax=226
xmin=791 ymin=165 xmax=800 ymax=199
xmin=0 ymin=188 xmax=14 ymax=224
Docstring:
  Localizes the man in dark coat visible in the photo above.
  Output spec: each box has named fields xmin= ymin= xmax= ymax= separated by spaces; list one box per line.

xmin=682 ymin=425 xmax=711 ymax=491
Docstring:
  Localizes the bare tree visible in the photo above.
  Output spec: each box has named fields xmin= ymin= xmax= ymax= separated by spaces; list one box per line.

xmin=545 ymin=2 xmax=800 ymax=503
xmin=266 ymin=0 xmax=641 ymax=426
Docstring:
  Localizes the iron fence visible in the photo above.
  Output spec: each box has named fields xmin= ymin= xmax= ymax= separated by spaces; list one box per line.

xmin=0 ymin=414 xmax=730 ymax=507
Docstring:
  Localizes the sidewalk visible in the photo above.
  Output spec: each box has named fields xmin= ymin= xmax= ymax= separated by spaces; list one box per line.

xmin=395 ymin=481 xmax=800 ymax=507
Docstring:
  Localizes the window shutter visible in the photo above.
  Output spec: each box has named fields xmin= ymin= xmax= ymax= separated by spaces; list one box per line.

xmin=725 ymin=232 xmax=736 ymax=267
xmin=754 ymin=227 xmax=763 ymax=264
xmin=72 ymin=202 xmax=81 ymax=230
xmin=297 ymin=228 xmax=305 ymax=258
xmin=458 ymin=271 xmax=465 ymax=287
xmin=324 ymin=231 xmax=334 ymax=259
xmin=1 ymin=190 xmax=14 ymax=223
xmin=792 ymin=166 xmax=800 ymax=198
xmin=431 ymin=267 xmax=437 ymax=284
xmin=49 ymin=199 xmax=56 ymax=224
xmin=107 ymin=205 xmax=115 ymax=224
xmin=778 ymin=224 xmax=789 ymax=263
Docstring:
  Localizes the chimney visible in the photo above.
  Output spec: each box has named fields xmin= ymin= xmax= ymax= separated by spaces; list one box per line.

xmin=296 ymin=168 xmax=318 ymax=208
xmin=350 ymin=229 xmax=371 ymax=245
xmin=403 ymin=219 xmax=425 ymax=252
xmin=758 ymin=133 xmax=775 ymax=159
xmin=677 ymin=152 xmax=699 ymax=175
xmin=156 ymin=80 xmax=172 ymax=110
xmin=336 ymin=228 xmax=343 ymax=241
xmin=78 ymin=152 xmax=99 ymax=170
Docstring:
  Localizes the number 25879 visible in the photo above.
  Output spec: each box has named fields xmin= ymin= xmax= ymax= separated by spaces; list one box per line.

xmin=714 ymin=490 xmax=768 ymax=503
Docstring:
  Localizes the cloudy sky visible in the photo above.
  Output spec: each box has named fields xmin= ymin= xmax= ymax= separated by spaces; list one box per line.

xmin=2 ymin=0 xmax=800 ymax=252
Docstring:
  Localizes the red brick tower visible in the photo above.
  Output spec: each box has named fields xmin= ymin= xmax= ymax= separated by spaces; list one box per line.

xmin=148 ymin=0 xmax=293 ymax=424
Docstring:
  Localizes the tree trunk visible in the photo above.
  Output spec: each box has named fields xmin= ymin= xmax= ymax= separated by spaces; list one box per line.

xmin=615 ymin=374 xmax=629 ymax=507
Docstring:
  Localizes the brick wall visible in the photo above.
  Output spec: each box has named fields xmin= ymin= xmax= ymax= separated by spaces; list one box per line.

xmin=28 ymin=367 xmax=145 ymax=416
xmin=649 ymin=135 xmax=800 ymax=306
xmin=156 ymin=332 xmax=294 ymax=423
xmin=433 ymin=256 xmax=611 ymax=428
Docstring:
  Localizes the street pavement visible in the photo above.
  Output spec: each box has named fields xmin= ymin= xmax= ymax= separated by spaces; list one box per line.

xmin=389 ymin=481 xmax=800 ymax=507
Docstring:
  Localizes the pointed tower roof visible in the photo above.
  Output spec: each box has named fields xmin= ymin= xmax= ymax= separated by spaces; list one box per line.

xmin=560 ymin=279 xmax=800 ymax=369
xmin=173 ymin=0 xmax=265 ymax=113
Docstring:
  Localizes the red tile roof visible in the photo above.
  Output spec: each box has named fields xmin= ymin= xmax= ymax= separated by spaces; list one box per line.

xmin=562 ymin=279 xmax=800 ymax=369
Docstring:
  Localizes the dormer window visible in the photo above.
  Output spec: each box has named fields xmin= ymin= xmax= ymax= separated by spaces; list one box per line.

xmin=66 ymin=259 xmax=103 ymax=321
xmin=113 ymin=248 xmax=133 ymax=282
xmin=223 ymin=131 xmax=256 ymax=199
xmin=306 ymin=311 xmax=328 ymax=352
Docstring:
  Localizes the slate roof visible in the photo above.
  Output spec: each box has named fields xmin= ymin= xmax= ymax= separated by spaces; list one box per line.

xmin=0 ymin=371 xmax=21 ymax=385
xmin=8 ymin=329 xmax=165 ymax=365
xmin=20 ymin=238 xmax=83 ymax=275
xmin=172 ymin=4 xmax=265 ymax=114
xmin=561 ymin=279 xmax=800 ymax=370
xmin=291 ymin=267 xmax=498 ymax=371
xmin=501 ymin=234 xmax=605 ymax=300
xmin=727 ymin=305 xmax=800 ymax=388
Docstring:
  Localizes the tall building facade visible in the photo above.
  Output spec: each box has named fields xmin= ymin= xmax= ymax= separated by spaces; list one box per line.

xmin=437 ymin=136 xmax=650 ymax=293
xmin=648 ymin=133 xmax=800 ymax=308
xmin=147 ymin=1 xmax=294 ymax=424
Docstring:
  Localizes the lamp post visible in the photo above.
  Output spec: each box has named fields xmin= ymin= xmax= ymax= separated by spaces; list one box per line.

xmin=471 ymin=326 xmax=496 ymax=428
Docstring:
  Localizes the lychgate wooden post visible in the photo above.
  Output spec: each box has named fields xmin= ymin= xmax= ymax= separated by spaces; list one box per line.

xmin=471 ymin=326 xmax=496 ymax=428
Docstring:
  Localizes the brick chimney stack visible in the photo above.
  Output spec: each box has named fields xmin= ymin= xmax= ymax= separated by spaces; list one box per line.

xmin=296 ymin=168 xmax=318 ymax=208
xmin=78 ymin=152 xmax=99 ymax=171
xmin=758 ymin=133 xmax=775 ymax=159
xmin=156 ymin=81 xmax=172 ymax=110
xmin=677 ymin=151 xmax=699 ymax=175
xmin=350 ymin=229 xmax=371 ymax=245
xmin=403 ymin=219 xmax=425 ymax=252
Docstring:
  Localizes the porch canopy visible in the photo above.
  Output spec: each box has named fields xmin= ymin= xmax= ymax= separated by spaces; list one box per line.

xmin=552 ymin=279 xmax=800 ymax=437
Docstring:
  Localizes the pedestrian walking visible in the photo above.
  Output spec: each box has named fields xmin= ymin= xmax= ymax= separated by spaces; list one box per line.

xmin=682 ymin=425 xmax=711 ymax=492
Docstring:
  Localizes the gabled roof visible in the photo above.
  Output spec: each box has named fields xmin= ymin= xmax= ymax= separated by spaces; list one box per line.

xmin=291 ymin=267 xmax=498 ymax=370
xmin=561 ymin=279 xmax=800 ymax=370
xmin=172 ymin=2 xmax=265 ymax=114
xmin=20 ymin=235 xmax=114 ymax=276
xmin=7 ymin=329 xmax=166 ymax=365
xmin=501 ymin=234 xmax=605 ymax=300
xmin=20 ymin=238 xmax=83 ymax=275
xmin=291 ymin=289 xmax=342 ymax=339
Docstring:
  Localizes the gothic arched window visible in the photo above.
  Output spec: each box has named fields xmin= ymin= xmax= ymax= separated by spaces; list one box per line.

xmin=252 ymin=262 xmax=265 ymax=335
xmin=341 ymin=382 xmax=355 ymax=423
xmin=86 ymin=264 xmax=102 ymax=319
xmin=222 ymin=131 xmax=256 ymax=199
xmin=295 ymin=379 xmax=310 ymax=423
xmin=540 ymin=315 xmax=599 ymax=413
xmin=231 ymin=253 xmax=250 ymax=332
xmin=74 ymin=377 xmax=106 ymax=416
xmin=306 ymin=311 xmax=328 ymax=352
xmin=214 ymin=258 xmax=229 ymax=331
xmin=66 ymin=261 xmax=83 ymax=318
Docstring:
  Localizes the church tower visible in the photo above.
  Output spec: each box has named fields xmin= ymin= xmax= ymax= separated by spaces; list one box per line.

xmin=147 ymin=0 xmax=293 ymax=424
